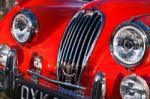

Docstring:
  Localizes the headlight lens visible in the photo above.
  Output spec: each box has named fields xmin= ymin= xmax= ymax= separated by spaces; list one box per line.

xmin=120 ymin=75 xmax=149 ymax=99
xmin=0 ymin=44 xmax=10 ymax=67
xmin=11 ymin=9 xmax=38 ymax=44
xmin=110 ymin=22 xmax=148 ymax=67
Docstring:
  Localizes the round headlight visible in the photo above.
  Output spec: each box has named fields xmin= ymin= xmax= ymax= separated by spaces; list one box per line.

xmin=11 ymin=9 xmax=38 ymax=44
xmin=110 ymin=22 xmax=148 ymax=67
xmin=0 ymin=44 xmax=10 ymax=67
xmin=120 ymin=74 xmax=149 ymax=99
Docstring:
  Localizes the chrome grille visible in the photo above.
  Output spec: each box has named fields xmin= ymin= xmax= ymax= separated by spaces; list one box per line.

xmin=57 ymin=9 xmax=104 ymax=85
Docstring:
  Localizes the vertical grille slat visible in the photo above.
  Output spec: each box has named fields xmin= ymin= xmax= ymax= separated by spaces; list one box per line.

xmin=69 ymin=16 xmax=90 ymax=63
xmin=76 ymin=13 xmax=100 ymax=76
xmin=72 ymin=16 xmax=90 ymax=64
xmin=75 ymin=12 xmax=97 ymax=64
xmin=67 ymin=16 xmax=87 ymax=61
xmin=71 ymin=15 xmax=92 ymax=82
xmin=64 ymin=15 xmax=88 ymax=61
xmin=82 ymin=20 xmax=102 ymax=67
xmin=57 ymin=9 xmax=104 ymax=85
xmin=60 ymin=13 xmax=84 ymax=62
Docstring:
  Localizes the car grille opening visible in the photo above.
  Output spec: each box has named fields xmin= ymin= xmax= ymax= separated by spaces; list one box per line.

xmin=57 ymin=9 xmax=104 ymax=86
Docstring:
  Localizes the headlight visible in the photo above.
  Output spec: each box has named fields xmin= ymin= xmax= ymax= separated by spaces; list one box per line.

xmin=110 ymin=21 xmax=148 ymax=67
xmin=11 ymin=9 xmax=38 ymax=44
xmin=0 ymin=44 xmax=10 ymax=67
xmin=120 ymin=74 xmax=149 ymax=99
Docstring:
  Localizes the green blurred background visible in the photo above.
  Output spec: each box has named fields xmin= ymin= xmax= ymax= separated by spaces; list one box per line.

xmin=0 ymin=0 xmax=16 ymax=19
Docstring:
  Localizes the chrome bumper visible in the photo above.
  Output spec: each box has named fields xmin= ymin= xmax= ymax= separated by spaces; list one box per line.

xmin=0 ymin=49 xmax=106 ymax=99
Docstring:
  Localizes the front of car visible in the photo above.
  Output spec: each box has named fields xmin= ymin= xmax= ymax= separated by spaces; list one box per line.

xmin=0 ymin=0 xmax=150 ymax=99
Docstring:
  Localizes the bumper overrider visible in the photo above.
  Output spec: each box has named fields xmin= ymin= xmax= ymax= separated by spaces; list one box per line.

xmin=0 ymin=47 xmax=106 ymax=99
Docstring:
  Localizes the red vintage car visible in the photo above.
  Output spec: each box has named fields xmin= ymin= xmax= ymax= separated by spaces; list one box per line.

xmin=0 ymin=0 xmax=150 ymax=99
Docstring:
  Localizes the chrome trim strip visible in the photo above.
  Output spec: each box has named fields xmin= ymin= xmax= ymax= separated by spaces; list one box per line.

xmin=28 ymin=70 xmax=86 ymax=90
xmin=92 ymin=72 xmax=106 ymax=99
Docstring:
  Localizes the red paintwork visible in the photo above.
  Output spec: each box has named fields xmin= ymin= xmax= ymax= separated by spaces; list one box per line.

xmin=1 ymin=0 xmax=150 ymax=98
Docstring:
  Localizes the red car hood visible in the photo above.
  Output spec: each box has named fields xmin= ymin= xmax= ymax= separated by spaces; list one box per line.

xmin=1 ymin=0 xmax=150 ymax=98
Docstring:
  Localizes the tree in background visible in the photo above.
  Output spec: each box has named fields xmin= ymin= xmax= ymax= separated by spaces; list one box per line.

xmin=0 ymin=0 xmax=15 ymax=16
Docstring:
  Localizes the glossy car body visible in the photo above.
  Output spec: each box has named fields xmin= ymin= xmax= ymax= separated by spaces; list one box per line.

xmin=0 ymin=0 xmax=150 ymax=99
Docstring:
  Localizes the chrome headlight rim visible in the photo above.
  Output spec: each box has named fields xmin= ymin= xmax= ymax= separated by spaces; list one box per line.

xmin=120 ymin=74 xmax=150 ymax=99
xmin=110 ymin=21 xmax=149 ymax=68
xmin=11 ymin=9 xmax=39 ymax=44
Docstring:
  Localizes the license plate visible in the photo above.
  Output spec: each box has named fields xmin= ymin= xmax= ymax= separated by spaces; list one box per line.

xmin=15 ymin=79 xmax=83 ymax=99
xmin=20 ymin=85 xmax=59 ymax=99
xmin=16 ymin=84 xmax=59 ymax=99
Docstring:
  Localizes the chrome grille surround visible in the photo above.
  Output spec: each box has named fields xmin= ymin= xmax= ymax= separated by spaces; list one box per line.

xmin=57 ymin=8 xmax=105 ymax=85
